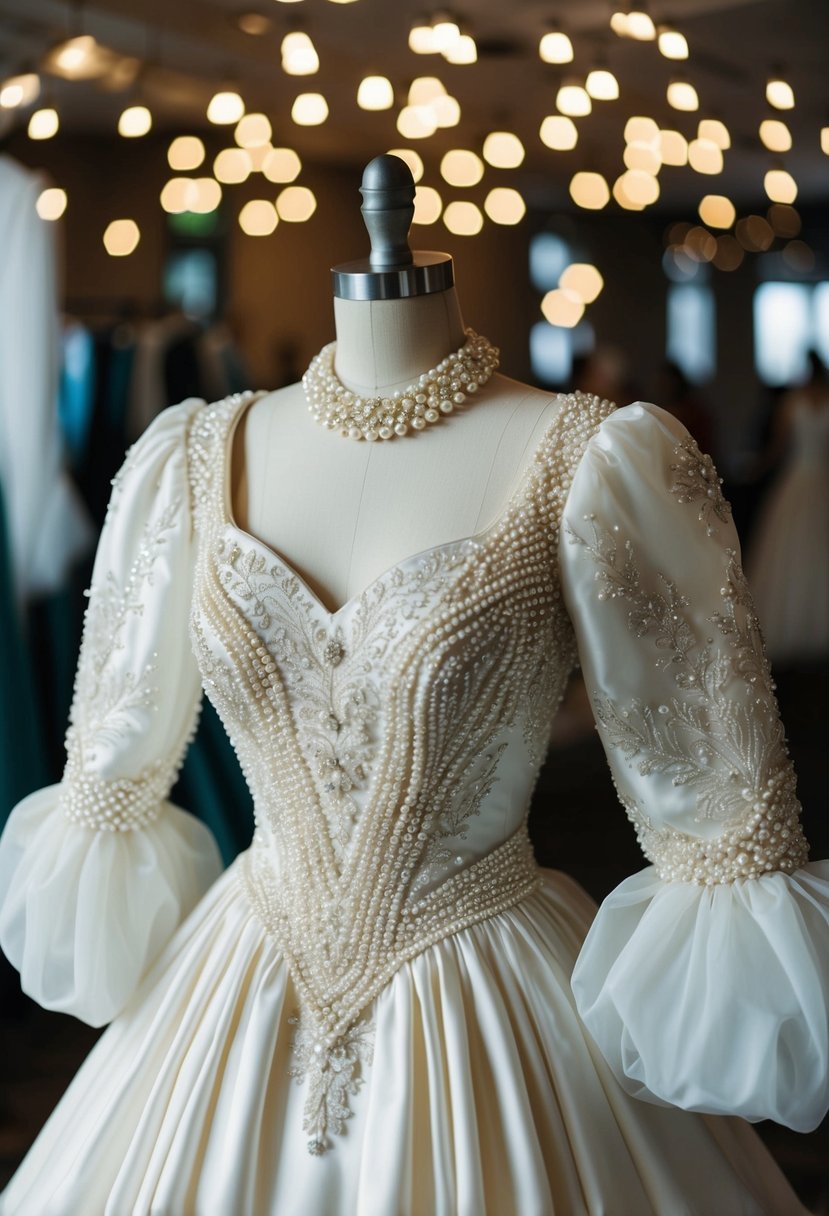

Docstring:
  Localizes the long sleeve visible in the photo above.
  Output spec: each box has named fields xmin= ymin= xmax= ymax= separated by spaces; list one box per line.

xmin=560 ymin=401 xmax=829 ymax=1132
xmin=0 ymin=400 xmax=222 ymax=1025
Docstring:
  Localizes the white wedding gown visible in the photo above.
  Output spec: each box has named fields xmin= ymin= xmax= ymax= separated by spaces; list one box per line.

xmin=1 ymin=390 xmax=827 ymax=1216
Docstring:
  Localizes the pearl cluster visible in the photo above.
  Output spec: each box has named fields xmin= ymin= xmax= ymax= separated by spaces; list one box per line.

xmin=628 ymin=767 xmax=809 ymax=885
xmin=302 ymin=328 xmax=500 ymax=441
xmin=60 ymin=731 xmax=177 ymax=831
xmin=185 ymin=388 xmax=617 ymax=1153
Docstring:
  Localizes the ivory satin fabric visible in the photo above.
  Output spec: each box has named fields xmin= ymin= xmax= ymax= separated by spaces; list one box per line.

xmin=0 ymin=394 xmax=826 ymax=1215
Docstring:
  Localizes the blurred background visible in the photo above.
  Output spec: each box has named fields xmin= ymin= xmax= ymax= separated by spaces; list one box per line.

xmin=1 ymin=0 xmax=828 ymax=1205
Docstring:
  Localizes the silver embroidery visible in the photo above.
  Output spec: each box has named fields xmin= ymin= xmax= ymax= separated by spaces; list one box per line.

xmin=669 ymin=434 xmax=732 ymax=536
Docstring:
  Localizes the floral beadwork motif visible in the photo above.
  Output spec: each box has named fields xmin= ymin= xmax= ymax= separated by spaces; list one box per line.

xmin=187 ymin=389 xmax=616 ymax=1153
xmin=669 ymin=434 xmax=732 ymax=536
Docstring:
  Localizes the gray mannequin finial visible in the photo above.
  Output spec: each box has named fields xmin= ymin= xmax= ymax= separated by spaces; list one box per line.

xmin=359 ymin=154 xmax=415 ymax=269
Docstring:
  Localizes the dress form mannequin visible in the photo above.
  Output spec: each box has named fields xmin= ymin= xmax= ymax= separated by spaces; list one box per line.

xmin=234 ymin=156 xmax=564 ymax=615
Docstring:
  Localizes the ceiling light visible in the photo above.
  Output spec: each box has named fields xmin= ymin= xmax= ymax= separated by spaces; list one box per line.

xmin=484 ymin=187 xmax=526 ymax=225
xmin=262 ymin=147 xmax=302 ymax=182
xmin=103 ymin=219 xmax=140 ymax=257
xmin=118 ymin=104 xmax=152 ymax=137
xmin=610 ymin=11 xmax=629 ymax=36
xmin=759 ymin=119 xmax=792 ymax=152
xmin=658 ymin=129 xmax=687 ymax=165
xmin=624 ymin=116 xmax=659 ymax=144
xmin=482 ymin=131 xmax=524 ymax=168
xmin=28 ymin=108 xmax=59 ymax=140
xmin=36 ymin=187 xmax=66 ymax=220
xmin=560 ymin=263 xmax=604 ymax=303
xmin=626 ymin=10 xmax=656 ymax=40
xmin=207 ymin=91 xmax=245 ymax=124
xmin=0 ymin=73 xmax=40 ymax=108
xmin=539 ymin=31 xmax=573 ymax=64
xmin=618 ymin=169 xmax=659 ymax=205
xmin=239 ymin=200 xmax=278 ymax=236
xmin=569 ymin=171 xmax=610 ymax=209
xmin=357 ymin=75 xmax=394 ymax=110
xmin=444 ymin=35 xmax=477 ymax=64
xmin=47 ymin=36 xmax=114 ymax=80
xmin=235 ymin=113 xmax=272 ymax=147
xmin=688 ymin=138 xmax=723 ymax=174
xmin=440 ymin=149 xmax=484 ymax=187
xmin=282 ymin=32 xmax=319 ymax=75
xmin=168 ymin=136 xmax=205 ymax=170
xmin=291 ymin=92 xmax=328 ymax=125
xmin=214 ymin=148 xmax=252 ymax=183
xmin=698 ymin=118 xmax=730 ymax=149
xmin=586 ymin=69 xmax=619 ymax=101
xmin=541 ymin=288 xmax=584 ymax=327
xmin=396 ymin=105 xmax=437 ymax=139
xmin=556 ymin=82 xmax=591 ymax=117
xmin=432 ymin=19 xmax=460 ymax=52
xmin=698 ymin=194 xmax=735 ymax=228
xmin=539 ymin=115 xmax=578 ymax=151
xmin=413 ymin=185 xmax=442 ymax=224
xmin=657 ymin=26 xmax=688 ymax=59
xmin=766 ymin=77 xmax=794 ymax=109
xmin=764 ymin=168 xmax=797 ymax=204
xmin=276 ymin=185 xmax=317 ymax=221
xmin=408 ymin=19 xmax=436 ymax=54
xmin=386 ymin=148 xmax=424 ymax=182
xmin=667 ymin=80 xmax=698 ymax=111
xmin=443 ymin=200 xmax=483 ymax=236
xmin=624 ymin=141 xmax=660 ymax=173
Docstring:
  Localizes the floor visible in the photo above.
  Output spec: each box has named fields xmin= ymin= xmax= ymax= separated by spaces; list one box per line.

xmin=1 ymin=663 xmax=827 ymax=1210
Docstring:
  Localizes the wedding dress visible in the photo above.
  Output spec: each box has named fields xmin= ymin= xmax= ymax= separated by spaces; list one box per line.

xmin=1 ymin=389 xmax=827 ymax=1216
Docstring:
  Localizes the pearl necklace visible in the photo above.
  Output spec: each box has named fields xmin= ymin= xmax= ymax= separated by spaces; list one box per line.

xmin=303 ymin=328 xmax=500 ymax=441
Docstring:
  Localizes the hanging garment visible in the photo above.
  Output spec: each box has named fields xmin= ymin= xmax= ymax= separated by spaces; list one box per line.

xmin=0 ymin=392 xmax=826 ymax=1215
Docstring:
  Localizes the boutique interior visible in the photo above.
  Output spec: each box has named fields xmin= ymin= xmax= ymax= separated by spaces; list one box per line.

xmin=1 ymin=0 xmax=828 ymax=1205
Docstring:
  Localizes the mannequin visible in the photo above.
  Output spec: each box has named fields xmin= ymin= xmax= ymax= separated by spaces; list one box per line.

xmin=233 ymin=155 xmax=564 ymax=615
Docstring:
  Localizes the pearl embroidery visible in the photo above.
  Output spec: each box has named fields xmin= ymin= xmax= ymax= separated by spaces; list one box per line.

xmin=669 ymin=434 xmax=732 ymax=537
xmin=303 ymin=328 xmax=500 ymax=441
xmin=185 ymin=387 xmax=615 ymax=1153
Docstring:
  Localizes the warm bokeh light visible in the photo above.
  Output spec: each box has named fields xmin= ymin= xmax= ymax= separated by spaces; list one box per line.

xmin=262 ymin=147 xmax=302 ymax=182
xmin=539 ymin=115 xmax=578 ymax=151
xmin=191 ymin=179 xmax=222 ymax=213
xmin=238 ymin=200 xmax=278 ymax=236
xmin=103 ymin=219 xmax=140 ymax=257
xmin=35 ymin=187 xmax=67 ymax=220
xmin=235 ymin=113 xmax=272 ymax=147
xmin=560 ymin=263 xmax=604 ymax=304
xmin=440 ymin=149 xmax=484 ymax=187
xmin=48 ymin=36 xmax=101 ymax=80
xmin=613 ymin=174 xmax=645 ymax=210
xmin=432 ymin=19 xmax=460 ymax=52
xmin=822 ymin=128 xmax=829 ymax=155
xmin=386 ymin=148 xmax=424 ymax=182
xmin=658 ymin=129 xmax=688 ymax=165
xmin=214 ymin=148 xmax=252 ymax=183
xmin=712 ymin=235 xmax=744 ymax=271
xmin=610 ymin=11 xmax=629 ymax=36
xmin=444 ymin=35 xmax=477 ymax=65
xmin=764 ymin=168 xmax=798 ymax=204
xmin=541 ymin=289 xmax=584 ymax=327
xmin=484 ymin=187 xmax=526 ymax=225
xmin=626 ymin=10 xmax=656 ymax=39
xmin=736 ymin=214 xmax=774 ymax=252
xmin=667 ymin=80 xmax=699 ymax=111
xmin=539 ymin=31 xmax=573 ymax=63
xmin=585 ymin=69 xmax=619 ymax=101
xmin=247 ymin=144 xmax=272 ymax=171
xmin=291 ymin=92 xmax=328 ymax=125
xmin=413 ymin=185 xmax=443 ymax=224
xmin=168 ymin=136 xmax=205 ymax=170
xmin=281 ymin=31 xmax=319 ymax=76
xmin=28 ymin=108 xmax=59 ymax=140
xmin=767 ymin=203 xmax=801 ymax=237
xmin=556 ymin=83 xmax=591 ymax=117
xmin=276 ymin=185 xmax=317 ymax=221
xmin=766 ymin=78 xmax=794 ymax=110
xmin=759 ymin=119 xmax=792 ymax=152
xmin=357 ymin=75 xmax=394 ymax=111
xmin=698 ymin=194 xmax=736 ymax=228
xmin=207 ymin=91 xmax=245 ymax=124
xmin=431 ymin=94 xmax=460 ymax=127
xmin=408 ymin=20 xmax=435 ymax=54
xmin=443 ymin=200 xmax=483 ymax=236
xmin=618 ymin=169 xmax=660 ymax=205
xmin=688 ymin=138 xmax=723 ymax=174
xmin=118 ymin=105 xmax=152 ymax=137
xmin=624 ymin=116 xmax=659 ymax=144
xmin=657 ymin=27 xmax=688 ymax=59
xmin=624 ymin=141 xmax=661 ymax=173
xmin=482 ymin=131 xmax=525 ymax=168
xmin=396 ymin=105 xmax=437 ymax=139
xmin=569 ymin=171 xmax=610 ymax=210
xmin=0 ymin=73 xmax=40 ymax=108
xmin=684 ymin=226 xmax=717 ymax=262
xmin=697 ymin=118 xmax=730 ymax=149
xmin=782 ymin=240 xmax=814 ymax=272
xmin=238 ymin=12 xmax=272 ymax=35
xmin=160 ymin=178 xmax=193 ymax=214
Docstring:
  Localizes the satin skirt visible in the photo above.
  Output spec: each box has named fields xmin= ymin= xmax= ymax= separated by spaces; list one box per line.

xmin=0 ymin=856 xmax=807 ymax=1216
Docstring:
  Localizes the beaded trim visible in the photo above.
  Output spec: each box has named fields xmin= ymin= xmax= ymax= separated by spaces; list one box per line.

xmin=303 ymin=328 xmax=500 ymax=441
xmin=60 ymin=734 xmax=180 ymax=832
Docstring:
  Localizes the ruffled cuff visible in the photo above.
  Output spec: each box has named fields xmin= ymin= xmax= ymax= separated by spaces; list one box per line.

xmin=0 ymin=785 xmax=223 ymax=1026
xmin=570 ymin=861 xmax=829 ymax=1132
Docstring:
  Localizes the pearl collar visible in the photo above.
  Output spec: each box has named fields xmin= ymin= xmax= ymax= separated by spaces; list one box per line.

xmin=302 ymin=328 xmax=499 ymax=441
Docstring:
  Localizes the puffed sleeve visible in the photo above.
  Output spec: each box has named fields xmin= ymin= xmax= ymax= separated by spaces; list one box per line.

xmin=561 ymin=401 xmax=829 ymax=1132
xmin=0 ymin=400 xmax=222 ymax=1026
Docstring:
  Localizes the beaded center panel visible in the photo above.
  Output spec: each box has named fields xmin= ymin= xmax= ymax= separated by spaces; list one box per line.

xmin=186 ymin=389 xmax=615 ymax=1152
